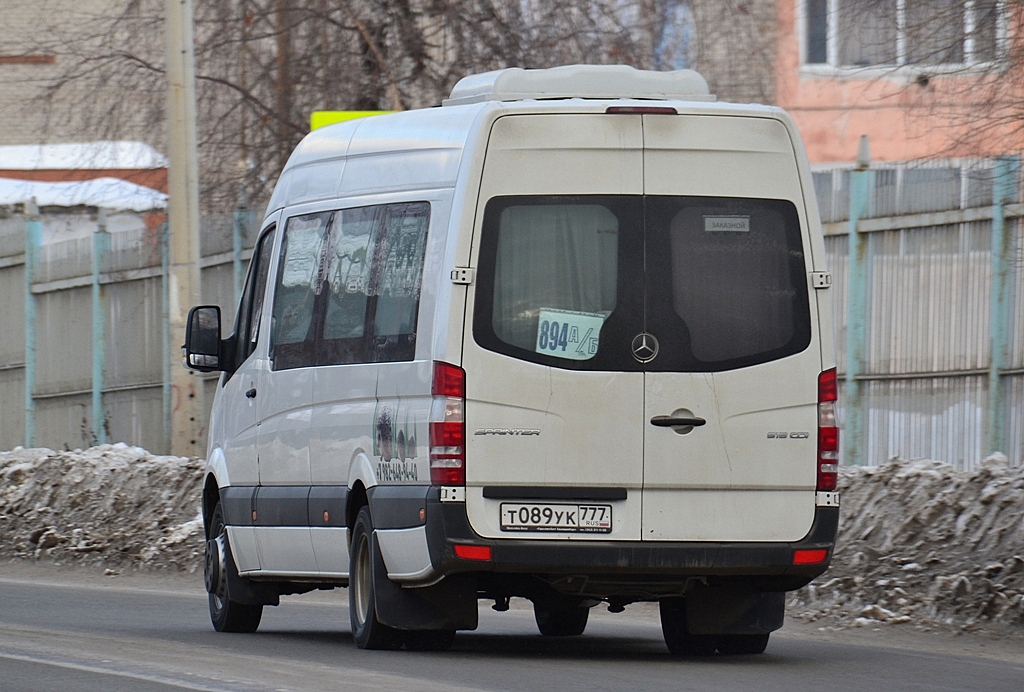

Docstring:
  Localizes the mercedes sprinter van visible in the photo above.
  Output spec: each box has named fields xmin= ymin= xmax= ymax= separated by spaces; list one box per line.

xmin=185 ymin=64 xmax=840 ymax=655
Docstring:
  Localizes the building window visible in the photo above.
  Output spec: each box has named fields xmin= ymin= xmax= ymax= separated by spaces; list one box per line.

xmin=805 ymin=0 xmax=1004 ymax=68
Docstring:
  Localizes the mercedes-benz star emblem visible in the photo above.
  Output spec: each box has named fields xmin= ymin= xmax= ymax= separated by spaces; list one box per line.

xmin=630 ymin=332 xmax=659 ymax=363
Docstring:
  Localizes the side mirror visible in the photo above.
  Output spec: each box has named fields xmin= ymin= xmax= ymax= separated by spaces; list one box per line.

xmin=183 ymin=305 xmax=223 ymax=372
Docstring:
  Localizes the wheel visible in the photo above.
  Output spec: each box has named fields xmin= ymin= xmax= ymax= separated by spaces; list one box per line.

xmin=404 ymin=628 xmax=456 ymax=651
xmin=349 ymin=506 xmax=403 ymax=650
xmin=659 ymin=598 xmax=716 ymax=656
xmin=717 ymin=633 xmax=770 ymax=655
xmin=534 ymin=600 xmax=590 ymax=637
xmin=206 ymin=501 xmax=263 ymax=633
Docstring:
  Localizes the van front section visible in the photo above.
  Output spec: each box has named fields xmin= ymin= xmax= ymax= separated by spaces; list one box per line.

xmin=425 ymin=107 xmax=838 ymax=615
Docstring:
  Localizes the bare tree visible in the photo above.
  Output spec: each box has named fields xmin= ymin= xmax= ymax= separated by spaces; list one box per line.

xmin=4 ymin=0 xmax=779 ymax=213
xmin=798 ymin=0 xmax=1024 ymax=161
xmin=919 ymin=4 xmax=1024 ymax=160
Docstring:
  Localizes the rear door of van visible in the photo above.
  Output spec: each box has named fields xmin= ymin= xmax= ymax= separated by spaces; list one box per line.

xmin=639 ymin=114 xmax=820 ymax=542
xmin=463 ymin=110 xmax=820 ymax=544
xmin=462 ymin=113 xmax=646 ymax=541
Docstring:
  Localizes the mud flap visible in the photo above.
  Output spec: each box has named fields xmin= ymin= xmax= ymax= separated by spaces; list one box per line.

xmin=685 ymin=586 xmax=784 ymax=635
xmin=224 ymin=546 xmax=280 ymax=607
xmin=370 ymin=531 xmax=478 ymax=631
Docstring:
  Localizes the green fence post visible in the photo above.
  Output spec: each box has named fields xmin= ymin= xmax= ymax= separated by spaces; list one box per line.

xmin=24 ymin=199 xmax=41 ymax=448
xmin=92 ymin=209 xmax=110 ymax=445
xmin=845 ymin=136 xmax=872 ymax=466
xmin=987 ymin=155 xmax=1020 ymax=457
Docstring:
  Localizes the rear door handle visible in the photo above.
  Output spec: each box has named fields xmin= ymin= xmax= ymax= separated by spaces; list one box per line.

xmin=650 ymin=415 xmax=706 ymax=428
xmin=245 ymin=388 xmax=257 ymax=399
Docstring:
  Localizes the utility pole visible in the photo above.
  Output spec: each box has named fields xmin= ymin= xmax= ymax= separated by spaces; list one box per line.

xmin=166 ymin=0 xmax=204 ymax=457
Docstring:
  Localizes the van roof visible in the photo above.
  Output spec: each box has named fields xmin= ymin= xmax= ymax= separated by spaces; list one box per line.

xmin=267 ymin=68 xmax=794 ymax=217
xmin=442 ymin=65 xmax=713 ymax=107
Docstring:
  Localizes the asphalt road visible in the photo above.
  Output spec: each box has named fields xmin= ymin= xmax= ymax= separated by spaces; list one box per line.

xmin=1 ymin=563 xmax=1022 ymax=691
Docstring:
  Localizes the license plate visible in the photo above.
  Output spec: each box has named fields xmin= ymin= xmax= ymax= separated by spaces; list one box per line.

xmin=500 ymin=503 xmax=612 ymax=533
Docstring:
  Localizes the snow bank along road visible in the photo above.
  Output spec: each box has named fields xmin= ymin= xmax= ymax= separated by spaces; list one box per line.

xmin=1 ymin=444 xmax=1023 ymax=638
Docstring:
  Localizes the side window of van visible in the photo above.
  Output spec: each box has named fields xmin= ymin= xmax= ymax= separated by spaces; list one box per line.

xmin=228 ymin=226 xmax=275 ymax=377
xmin=237 ymin=227 xmax=274 ymax=364
xmin=319 ymin=202 xmax=430 ymax=365
xmin=269 ymin=203 xmax=430 ymax=370
xmin=319 ymin=206 xmax=376 ymax=362
xmin=367 ymin=203 xmax=430 ymax=363
xmin=270 ymin=212 xmax=332 ymax=371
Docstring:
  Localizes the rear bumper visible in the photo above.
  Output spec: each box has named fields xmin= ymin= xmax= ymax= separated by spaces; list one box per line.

xmin=414 ymin=488 xmax=838 ymax=592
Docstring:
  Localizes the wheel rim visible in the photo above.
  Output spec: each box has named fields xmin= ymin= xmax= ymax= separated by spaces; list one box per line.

xmin=205 ymin=534 xmax=227 ymax=594
xmin=210 ymin=589 xmax=226 ymax=614
xmin=206 ymin=517 xmax=228 ymax=615
xmin=353 ymin=532 xmax=371 ymax=627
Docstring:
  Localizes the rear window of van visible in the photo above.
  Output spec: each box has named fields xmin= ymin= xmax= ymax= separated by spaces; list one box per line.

xmin=473 ymin=195 xmax=811 ymax=372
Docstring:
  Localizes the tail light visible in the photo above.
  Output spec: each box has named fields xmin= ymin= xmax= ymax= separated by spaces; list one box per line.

xmin=817 ymin=368 xmax=839 ymax=491
xmin=430 ymin=361 xmax=465 ymax=486
xmin=454 ymin=544 xmax=491 ymax=561
xmin=793 ymin=548 xmax=828 ymax=565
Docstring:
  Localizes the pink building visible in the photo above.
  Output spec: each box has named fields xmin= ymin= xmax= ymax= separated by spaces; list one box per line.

xmin=776 ymin=1 xmax=1020 ymax=163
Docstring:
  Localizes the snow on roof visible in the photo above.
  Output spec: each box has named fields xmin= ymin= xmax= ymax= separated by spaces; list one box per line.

xmin=0 ymin=141 xmax=168 ymax=170
xmin=0 ymin=177 xmax=168 ymax=212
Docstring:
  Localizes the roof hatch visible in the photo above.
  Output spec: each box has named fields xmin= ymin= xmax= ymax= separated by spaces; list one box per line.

xmin=442 ymin=65 xmax=714 ymax=107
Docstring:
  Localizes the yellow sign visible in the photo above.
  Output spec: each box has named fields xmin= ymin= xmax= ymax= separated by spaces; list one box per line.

xmin=310 ymin=111 xmax=395 ymax=131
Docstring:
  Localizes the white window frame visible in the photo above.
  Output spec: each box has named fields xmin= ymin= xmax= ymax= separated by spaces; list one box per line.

xmin=798 ymin=0 xmax=1009 ymax=78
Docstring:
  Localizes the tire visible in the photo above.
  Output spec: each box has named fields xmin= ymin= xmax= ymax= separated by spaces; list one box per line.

xmin=206 ymin=502 xmax=263 ymax=633
xmin=659 ymin=598 xmax=716 ymax=656
xmin=717 ymin=633 xmax=770 ymax=655
xmin=404 ymin=628 xmax=456 ymax=651
xmin=349 ymin=506 xmax=403 ymax=650
xmin=534 ymin=600 xmax=590 ymax=637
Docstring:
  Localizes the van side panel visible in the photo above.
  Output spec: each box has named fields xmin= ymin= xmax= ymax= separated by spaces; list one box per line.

xmin=310 ymin=363 xmax=377 ymax=485
xmin=342 ymin=150 xmax=461 ymax=198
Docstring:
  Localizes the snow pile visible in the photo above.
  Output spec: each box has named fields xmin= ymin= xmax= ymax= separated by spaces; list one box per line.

xmin=0 ymin=141 xmax=167 ymax=170
xmin=791 ymin=455 xmax=1024 ymax=633
xmin=2 ymin=444 xmax=1023 ymax=635
xmin=0 ymin=444 xmax=204 ymax=573
xmin=0 ymin=177 xmax=167 ymax=211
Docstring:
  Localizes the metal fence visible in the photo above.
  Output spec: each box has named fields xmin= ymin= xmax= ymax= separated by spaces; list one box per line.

xmin=0 ymin=204 xmax=256 ymax=454
xmin=814 ymin=156 xmax=1023 ymax=469
xmin=1 ymin=157 xmax=1021 ymax=469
